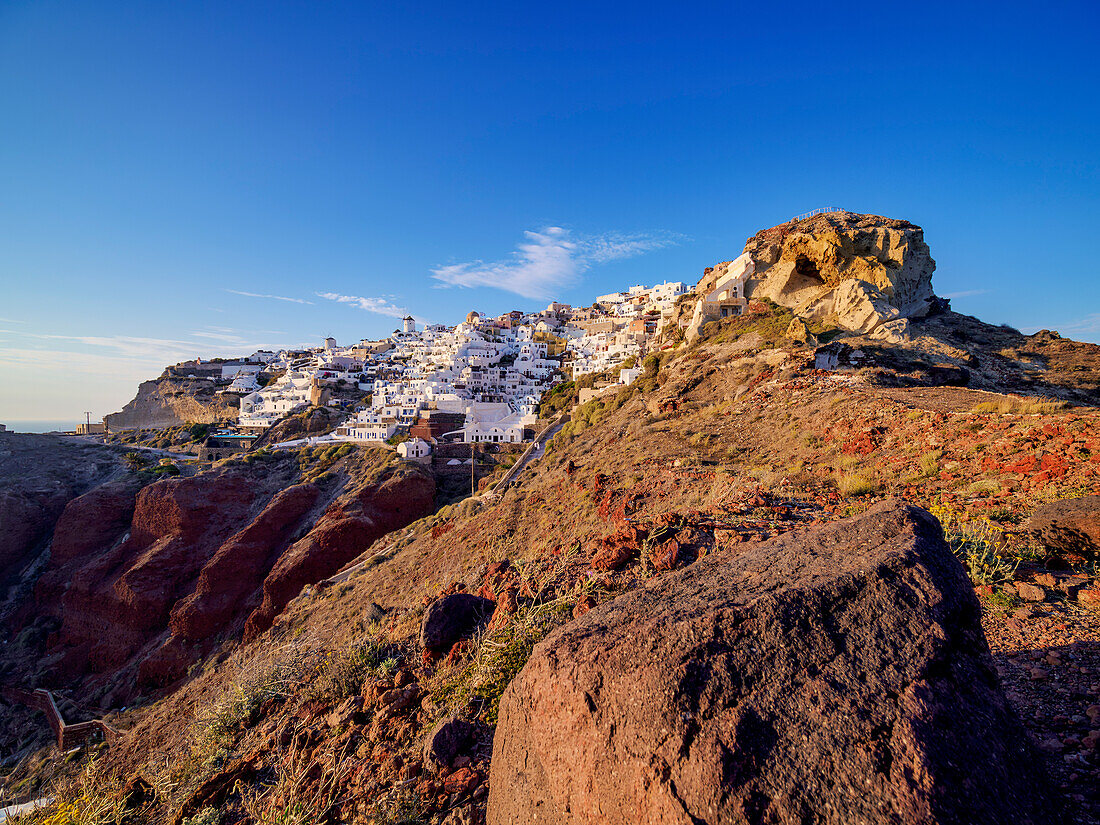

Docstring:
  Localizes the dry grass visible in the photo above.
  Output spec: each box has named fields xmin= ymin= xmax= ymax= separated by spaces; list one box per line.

xmin=971 ymin=396 xmax=1069 ymax=415
xmin=837 ymin=473 xmax=879 ymax=497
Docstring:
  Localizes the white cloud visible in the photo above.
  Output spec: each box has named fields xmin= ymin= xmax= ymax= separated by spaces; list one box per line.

xmin=431 ymin=227 xmax=675 ymax=300
xmin=225 ymin=289 xmax=313 ymax=305
xmin=316 ymin=292 xmax=411 ymax=320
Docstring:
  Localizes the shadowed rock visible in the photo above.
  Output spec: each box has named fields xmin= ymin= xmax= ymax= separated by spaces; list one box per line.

xmin=489 ymin=500 xmax=1061 ymax=825
xmin=1027 ymin=495 xmax=1100 ymax=566
xmin=420 ymin=593 xmax=494 ymax=655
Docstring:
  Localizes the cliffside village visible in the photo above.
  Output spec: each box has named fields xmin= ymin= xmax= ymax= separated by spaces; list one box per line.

xmin=162 ymin=275 xmax=734 ymax=460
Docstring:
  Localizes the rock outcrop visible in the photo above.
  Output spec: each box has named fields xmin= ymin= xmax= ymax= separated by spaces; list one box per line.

xmin=679 ymin=212 xmax=937 ymax=341
xmin=744 ymin=211 xmax=936 ymax=334
xmin=489 ymin=500 xmax=1059 ymax=825
xmin=105 ymin=377 xmax=239 ymax=432
xmin=244 ymin=465 xmax=435 ymax=639
xmin=1027 ymin=495 xmax=1100 ymax=566
xmin=420 ymin=593 xmax=495 ymax=655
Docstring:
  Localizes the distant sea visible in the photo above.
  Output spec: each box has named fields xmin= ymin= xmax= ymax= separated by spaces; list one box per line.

xmin=2 ymin=420 xmax=84 ymax=433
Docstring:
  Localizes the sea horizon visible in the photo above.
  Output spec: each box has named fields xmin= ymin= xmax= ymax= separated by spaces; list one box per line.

xmin=1 ymin=420 xmax=84 ymax=434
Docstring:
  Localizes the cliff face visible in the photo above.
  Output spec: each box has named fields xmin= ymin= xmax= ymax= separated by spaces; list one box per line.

xmin=682 ymin=212 xmax=937 ymax=341
xmin=744 ymin=211 xmax=936 ymax=321
xmin=4 ymin=444 xmax=435 ymax=708
xmin=105 ymin=377 xmax=240 ymax=431
xmin=0 ymin=433 xmax=125 ymax=591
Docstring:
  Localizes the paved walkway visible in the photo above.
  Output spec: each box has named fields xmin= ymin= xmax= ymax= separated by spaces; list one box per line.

xmin=493 ymin=414 xmax=569 ymax=493
xmin=0 ymin=797 xmax=53 ymax=821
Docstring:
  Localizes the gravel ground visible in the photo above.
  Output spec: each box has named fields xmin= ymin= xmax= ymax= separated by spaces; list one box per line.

xmin=984 ymin=601 xmax=1100 ymax=823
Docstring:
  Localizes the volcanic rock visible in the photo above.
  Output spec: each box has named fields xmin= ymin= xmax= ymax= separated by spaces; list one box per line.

xmin=423 ymin=715 xmax=479 ymax=771
xmin=244 ymin=465 xmax=435 ymax=639
xmin=489 ymin=500 xmax=1060 ymax=825
xmin=169 ymin=482 xmax=321 ymax=642
xmin=420 ymin=593 xmax=494 ymax=655
xmin=1027 ymin=495 xmax=1100 ymax=565
xmin=56 ymin=470 xmax=259 ymax=676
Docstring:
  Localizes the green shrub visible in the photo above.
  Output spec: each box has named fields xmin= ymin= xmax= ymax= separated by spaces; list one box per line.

xmin=919 ymin=450 xmax=942 ymax=478
xmin=431 ymin=600 xmax=572 ymax=723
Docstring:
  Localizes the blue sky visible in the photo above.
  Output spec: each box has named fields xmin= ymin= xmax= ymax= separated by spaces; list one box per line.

xmin=1 ymin=1 xmax=1098 ymax=422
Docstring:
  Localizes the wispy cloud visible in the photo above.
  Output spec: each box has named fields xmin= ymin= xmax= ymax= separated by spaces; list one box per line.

xmin=191 ymin=327 xmax=251 ymax=345
xmin=0 ymin=317 xmax=25 ymax=324
xmin=317 ymin=292 xmax=411 ymax=320
xmin=942 ymin=289 xmax=988 ymax=300
xmin=430 ymin=226 xmax=676 ymax=300
xmin=226 ymin=289 xmax=313 ymax=305
xmin=0 ymin=328 xmax=271 ymax=373
xmin=1022 ymin=313 xmax=1100 ymax=338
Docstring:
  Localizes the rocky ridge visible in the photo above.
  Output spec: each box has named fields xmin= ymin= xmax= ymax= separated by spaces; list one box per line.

xmin=104 ymin=377 xmax=240 ymax=432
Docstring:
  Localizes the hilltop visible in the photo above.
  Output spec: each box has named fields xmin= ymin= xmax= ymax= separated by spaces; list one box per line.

xmin=2 ymin=212 xmax=1099 ymax=824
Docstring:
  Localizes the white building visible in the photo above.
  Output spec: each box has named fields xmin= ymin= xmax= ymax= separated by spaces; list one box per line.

xmin=397 ymin=437 xmax=431 ymax=459
xmin=239 ymin=371 xmax=313 ymax=428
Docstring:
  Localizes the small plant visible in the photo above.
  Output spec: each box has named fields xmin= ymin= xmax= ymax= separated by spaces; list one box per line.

xmin=368 ymin=787 xmax=429 ymax=825
xmin=304 ymin=632 xmax=398 ymax=704
xmin=918 ymin=449 xmax=942 ymax=478
xmin=182 ymin=809 xmax=222 ymax=825
xmin=240 ymin=733 xmax=355 ymax=825
xmin=431 ymin=599 xmax=573 ymax=723
xmin=981 ymin=588 xmax=1020 ymax=614
xmin=837 ymin=473 xmax=878 ymax=497
xmin=931 ymin=506 xmax=1018 ymax=585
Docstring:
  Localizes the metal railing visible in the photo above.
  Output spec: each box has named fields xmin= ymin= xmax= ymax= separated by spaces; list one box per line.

xmin=791 ymin=207 xmax=844 ymax=222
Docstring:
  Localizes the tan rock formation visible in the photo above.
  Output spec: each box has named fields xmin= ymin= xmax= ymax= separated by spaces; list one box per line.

xmin=744 ymin=211 xmax=935 ymax=333
xmin=105 ymin=377 xmax=239 ymax=432
xmin=679 ymin=212 xmax=936 ymax=340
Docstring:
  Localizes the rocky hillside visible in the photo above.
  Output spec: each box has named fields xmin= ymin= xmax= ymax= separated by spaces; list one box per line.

xmin=5 ymin=293 xmax=1098 ymax=823
xmin=105 ymin=377 xmax=241 ymax=432
xmin=4 ymin=215 xmax=1100 ymax=824
xmin=0 ymin=441 xmax=435 ymax=769
xmin=0 ymin=433 xmax=126 ymax=594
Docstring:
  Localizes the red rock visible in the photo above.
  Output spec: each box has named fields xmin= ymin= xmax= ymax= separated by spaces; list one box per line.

xmin=1077 ymin=589 xmax=1100 ymax=610
xmin=1003 ymin=456 xmax=1038 ymax=474
xmin=56 ymin=470 xmax=259 ymax=679
xmin=170 ymin=483 xmax=321 ymax=642
xmin=1015 ymin=582 xmax=1047 ymax=602
xmin=572 ymin=596 xmax=595 ymax=620
xmin=443 ymin=767 xmax=480 ymax=795
xmin=490 ymin=501 xmax=1061 ymax=824
xmin=244 ymin=467 xmax=435 ymax=639
xmin=649 ymin=537 xmax=681 ymax=572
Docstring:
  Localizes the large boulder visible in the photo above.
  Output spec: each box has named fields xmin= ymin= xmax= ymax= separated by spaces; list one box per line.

xmin=744 ymin=211 xmax=936 ymax=326
xmin=489 ymin=500 xmax=1060 ymax=825
xmin=1026 ymin=495 xmax=1100 ymax=566
xmin=420 ymin=593 xmax=494 ymax=655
